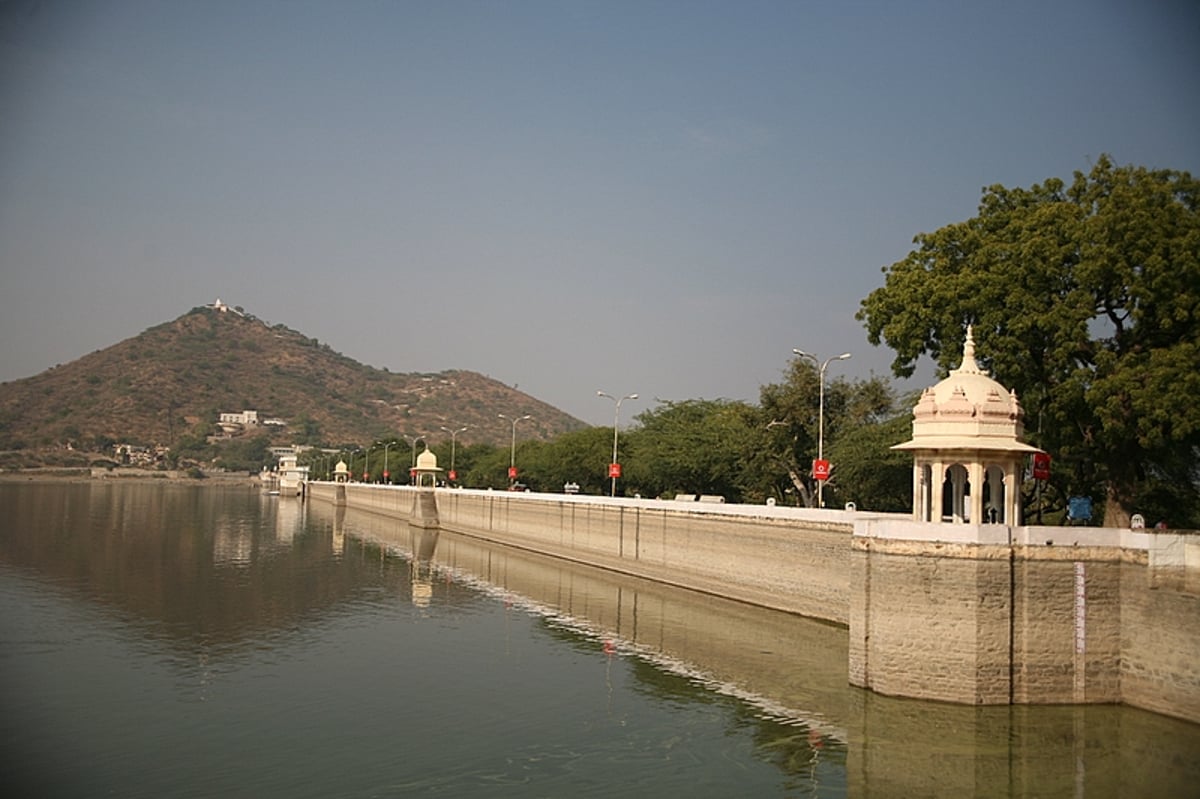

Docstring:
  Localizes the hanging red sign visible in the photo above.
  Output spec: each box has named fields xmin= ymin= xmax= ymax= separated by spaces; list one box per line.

xmin=448 ymin=469 xmax=457 ymax=481
xmin=608 ymin=463 xmax=622 ymax=478
xmin=1032 ymin=452 xmax=1052 ymax=481
xmin=382 ymin=470 xmax=389 ymax=481
xmin=508 ymin=466 xmax=519 ymax=479
xmin=812 ymin=459 xmax=831 ymax=481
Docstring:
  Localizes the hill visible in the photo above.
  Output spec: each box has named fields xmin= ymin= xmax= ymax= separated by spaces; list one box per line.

xmin=0 ymin=303 xmax=588 ymax=453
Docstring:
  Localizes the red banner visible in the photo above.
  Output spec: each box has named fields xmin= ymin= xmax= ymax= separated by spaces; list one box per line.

xmin=508 ymin=466 xmax=519 ymax=479
xmin=812 ymin=459 xmax=831 ymax=481
xmin=1032 ymin=452 xmax=1051 ymax=481
xmin=608 ymin=463 xmax=622 ymax=478
xmin=448 ymin=470 xmax=457 ymax=481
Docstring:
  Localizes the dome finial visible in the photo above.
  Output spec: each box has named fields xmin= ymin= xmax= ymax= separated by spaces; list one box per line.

xmin=956 ymin=325 xmax=981 ymax=374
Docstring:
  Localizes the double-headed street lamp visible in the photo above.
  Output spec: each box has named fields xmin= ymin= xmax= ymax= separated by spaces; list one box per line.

xmin=363 ymin=443 xmax=376 ymax=482
xmin=792 ymin=349 xmax=851 ymax=508
xmin=597 ymin=390 xmax=638 ymax=497
xmin=401 ymin=435 xmax=425 ymax=484
xmin=441 ymin=426 xmax=470 ymax=483
xmin=498 ymin=414 xmax=532 ymax=486
xmin=382 ymin=441 xmax=395 ymax=483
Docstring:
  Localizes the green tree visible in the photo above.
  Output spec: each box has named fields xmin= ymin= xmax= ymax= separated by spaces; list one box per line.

xmin=292 ymin=415 xmax=322 ymax=445
xmin=858 ymin=156 xmax=1200 ymax=526
xmin=462 ymin=442 xmax=518 ymax=490
xmin=624 ymin=399 xmax=757 ymax=501
xmin=824 ymin=409 xmax=913 ymax=512
xmin=444 ymin=441 xmax=499 ymax=487
xmin=216 ymin=434 xmax=272 ymax=473
xmin=754 ymin=358 xmax=902 ymax=508
xmin=518 ymin=426 xmax=615 ymax=495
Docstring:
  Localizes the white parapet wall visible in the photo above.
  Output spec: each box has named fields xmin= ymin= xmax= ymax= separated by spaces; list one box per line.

xmin=310 ymin=482 xmax=859 ymax=624
xmin=306 ymin=481 xmax=1200 ymax=723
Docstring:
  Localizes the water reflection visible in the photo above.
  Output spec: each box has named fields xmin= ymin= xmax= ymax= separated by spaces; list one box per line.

xmin=304 ymin=499 xmax=1200 ymax=799
xmin=0 ymin=482 xmax=390 ymax=654
xmin=2 ymin=482 xmax=1199 ymax=798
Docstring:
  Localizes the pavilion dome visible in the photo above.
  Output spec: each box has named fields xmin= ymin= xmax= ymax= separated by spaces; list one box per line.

xmin=894 ymin=327 xmax=1037 ymax=453
xmin=415 ymin=447 xmax=441 ymax=472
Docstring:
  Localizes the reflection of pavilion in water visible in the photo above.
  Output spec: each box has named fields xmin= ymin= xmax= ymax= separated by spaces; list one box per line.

xmin=272 ymin=492 xmax=303 ymax=544
xmin=0 ymin=483 xmax=418 ymax=658
xmin=313 ymin=500 xmax=1200 ymax=797
xmin=307 ymin=498 xmax=850 ymax=741
xmin=410 ymin=526 xmax=439 ymax=608
xmin=212 ymin=494 xmax=306 ymax=564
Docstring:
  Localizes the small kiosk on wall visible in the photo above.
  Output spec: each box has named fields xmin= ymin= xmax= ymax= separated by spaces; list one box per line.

xmin=892 ymin=327 xmax=1041 ymax=525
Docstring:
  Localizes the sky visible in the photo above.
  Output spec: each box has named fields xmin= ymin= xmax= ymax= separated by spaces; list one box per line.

xmin=1 ymin=1 xmax=1197 ymax=427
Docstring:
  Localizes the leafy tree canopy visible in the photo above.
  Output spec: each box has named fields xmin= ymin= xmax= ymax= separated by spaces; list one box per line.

xmin=625 ymin=399 xmax=758 ymax=500
xmin=858 ymin=156 xmax=1200 ymax=526
xmin=754 ymin=358 xmax=905 ymax=508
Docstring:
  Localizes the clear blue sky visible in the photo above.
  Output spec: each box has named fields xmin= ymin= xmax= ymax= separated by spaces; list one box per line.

xmin=2 ymin=1 xmax=1197 ymax=427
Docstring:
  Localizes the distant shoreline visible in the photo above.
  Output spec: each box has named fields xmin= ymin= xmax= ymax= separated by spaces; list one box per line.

xmin=0 ymin=468 xmax=258 ymax=484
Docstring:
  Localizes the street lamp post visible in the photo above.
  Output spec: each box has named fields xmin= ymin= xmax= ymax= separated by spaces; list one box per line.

xmin=382 ymin=441 xmax=394 ymax=483
xmin=401 ymin=435 xmax=424 ymax=484
xmin=597 ymin=390 xmax=638 ymax=497
xmin=363 ymin=444 xmax=375 ymax=482
xmin=498 ymin=414 xmax=531 ymax=487
xmin=792 ymin=349 xmax=852 ymax=508
xmin=441 ymin=426 xmax=470 ymax=483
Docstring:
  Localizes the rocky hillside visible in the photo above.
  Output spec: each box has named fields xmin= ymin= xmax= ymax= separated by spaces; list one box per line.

xmin=0 ymin=304 xmax=587 ymax=451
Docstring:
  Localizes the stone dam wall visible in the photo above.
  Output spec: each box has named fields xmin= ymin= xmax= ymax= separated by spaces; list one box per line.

xmin=307 ymin=482 xmax=1200 ymax=724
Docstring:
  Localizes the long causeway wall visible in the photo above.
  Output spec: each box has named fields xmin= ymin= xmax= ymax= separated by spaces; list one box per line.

xmin=307 ymin=482 xmax=1200 ymax=724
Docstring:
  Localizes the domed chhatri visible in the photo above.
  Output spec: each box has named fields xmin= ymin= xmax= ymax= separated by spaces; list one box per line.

xmin=894 ymin=327 xmax=1040 ymax=525
xmin=413 ymin=446 xmax=442 ymax=488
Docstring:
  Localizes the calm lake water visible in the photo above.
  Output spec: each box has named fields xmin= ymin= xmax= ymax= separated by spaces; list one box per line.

xmin=1 ymin=481 xmax=1198 ymax=798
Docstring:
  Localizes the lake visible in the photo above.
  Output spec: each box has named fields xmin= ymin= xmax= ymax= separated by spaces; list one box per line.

xmin=1 ymin=481 xmax=1197 ymax=798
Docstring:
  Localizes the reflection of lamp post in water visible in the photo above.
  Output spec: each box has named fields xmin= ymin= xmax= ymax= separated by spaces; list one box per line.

xmin=597 ymin=390 xmax=638 ymax=497
xmin=791 ymin=349 xmax=851 ymax=508
xmin=498 ymin=414 xmax=532 ymax=486
xmin=441 ymin=426 xmax=469 ymax=483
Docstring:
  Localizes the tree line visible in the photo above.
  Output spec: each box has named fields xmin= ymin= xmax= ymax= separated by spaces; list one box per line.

xmin=314 ymin=363 xmax=914 ymax=514
xmin=303 ymin=156 xmax=1198 ymax=528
